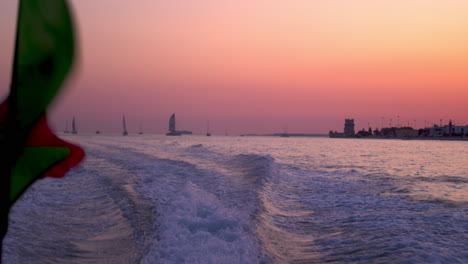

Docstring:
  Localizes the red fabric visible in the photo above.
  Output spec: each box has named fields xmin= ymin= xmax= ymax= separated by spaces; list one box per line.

xmin=0 ymin=100 xmax=7 ymax=123
xmin=27 ymin=114 xmax=85 ymax=178
xmin=0 ymin=100 xmax=84 ymax=178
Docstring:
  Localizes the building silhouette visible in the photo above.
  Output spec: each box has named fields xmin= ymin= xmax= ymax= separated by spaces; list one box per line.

xmin=330 ymin=118 xmax=467 ymax=139
xmin=344 ymin=119 xmax=355 ymax=137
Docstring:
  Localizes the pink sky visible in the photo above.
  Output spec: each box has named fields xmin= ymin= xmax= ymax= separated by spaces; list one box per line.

xmin=1 ymin=0 xmax=467 ymax=134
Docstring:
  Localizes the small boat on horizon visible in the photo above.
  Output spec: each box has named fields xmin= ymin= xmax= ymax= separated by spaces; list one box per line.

xmin=280 ymin=125 xmax=290 ymax=137
xmin=166 ymin=113 xmax=181 ymax=136
xmin=122 ymin=114 xmax=128 ymax=136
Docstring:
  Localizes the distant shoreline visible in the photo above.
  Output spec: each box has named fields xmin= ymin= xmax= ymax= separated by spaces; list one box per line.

xmin=240 ymin=134 xmax=468 ymax=141
xmin=329 ymin=136 xmax=468 ymax=141
xmin=58 ymin=132 xmax=467 ymax=141
xmin=240 ymin=134 xmax=329 ymax=137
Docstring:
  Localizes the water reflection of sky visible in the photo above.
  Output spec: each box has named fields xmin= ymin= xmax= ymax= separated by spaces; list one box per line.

xmin=169 ymin=136 xmax=467 ymax=203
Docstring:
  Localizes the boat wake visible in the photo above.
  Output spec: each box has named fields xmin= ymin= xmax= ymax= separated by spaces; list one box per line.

xmin=4 ymin=135 xmax=467 ymax=263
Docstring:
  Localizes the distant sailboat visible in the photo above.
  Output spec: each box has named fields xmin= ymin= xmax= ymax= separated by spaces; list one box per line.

xmin=122 ymin=114 xmax=128 ymax=136
xmin=64 ymin=120 xmax=69 ymax=133
xmin=71 ymin=116 xmax=77 ymax=134
xmin=280 ymin=125 xmax=289 ymax=137
xmin=166 ymin=113 xmax=181 ymax=136
xmin=139 ymin=123 xmax=143 ymax=134
xmin=206 ymin=121 xmax=211 ymax=136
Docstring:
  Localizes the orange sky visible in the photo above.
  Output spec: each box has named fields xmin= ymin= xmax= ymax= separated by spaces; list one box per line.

xmin=1 ymin=0 xmax=467 ymax=134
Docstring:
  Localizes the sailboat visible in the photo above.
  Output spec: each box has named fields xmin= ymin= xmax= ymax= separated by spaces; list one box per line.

xmin=206 ymin=121 xmax=211 ymax=136
xmin=64 ymin=120 xmax=69 ymax=133
xmin=71 ymin=116 xmax=77 ymax=134
xmin=280 ymin=125 xmax=289 ymax=137
xmin=122 ymin=114 xmax=128 ymax=136
xmin=166 ymin=113 xmax=181 ymax=136
xmin=138 ymin=123 xmax=143 ymax=135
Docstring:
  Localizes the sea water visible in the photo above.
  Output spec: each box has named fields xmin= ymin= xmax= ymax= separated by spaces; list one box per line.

xmin=3 ymin=134 xmax=467 ymax=263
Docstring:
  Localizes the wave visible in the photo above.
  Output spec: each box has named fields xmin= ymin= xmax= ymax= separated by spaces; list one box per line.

xmin=187 ymin=143 xmax=205 ymax=150
xmin=414 ymin=175 xmax=468 ymax=184
xmin=4 ymin=157 xmax=156 ymax=264
xmin=92 ymin=142 xmax=267 ymax=263
xmin=229 ymin=154 xmax=279 ymax=184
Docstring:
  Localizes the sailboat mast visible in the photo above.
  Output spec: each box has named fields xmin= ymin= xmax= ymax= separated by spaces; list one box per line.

xmin=122 ymin=114 xmax=128 ymax=135
xmin=206 ymin=120 xmax=211 ymax=136
xmin=71 ymin=116 xmax=77 ymax=134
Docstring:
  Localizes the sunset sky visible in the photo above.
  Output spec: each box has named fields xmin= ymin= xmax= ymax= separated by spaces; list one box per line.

xmin=1 ymin=0 xmax=467 ymax=134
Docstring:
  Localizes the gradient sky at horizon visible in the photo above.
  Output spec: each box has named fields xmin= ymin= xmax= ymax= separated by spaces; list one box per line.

xmin=1 ymin=0 xmax=467 ymax=134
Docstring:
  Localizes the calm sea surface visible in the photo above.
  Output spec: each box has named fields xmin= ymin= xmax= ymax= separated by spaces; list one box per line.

xmin=4 ymin=134 xmax=467 ymax=263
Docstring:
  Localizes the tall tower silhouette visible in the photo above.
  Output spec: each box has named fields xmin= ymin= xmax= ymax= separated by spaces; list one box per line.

xmin=344 ymin=119 xmax=355 ymax=137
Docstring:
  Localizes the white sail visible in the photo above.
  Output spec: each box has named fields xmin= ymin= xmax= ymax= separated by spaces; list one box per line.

xmin=169 ymin=114 xmax=176 ymax=132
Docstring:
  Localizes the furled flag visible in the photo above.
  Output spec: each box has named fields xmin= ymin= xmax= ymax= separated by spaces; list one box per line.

xmin=0 ymin=0 xmax=84 ymax=245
